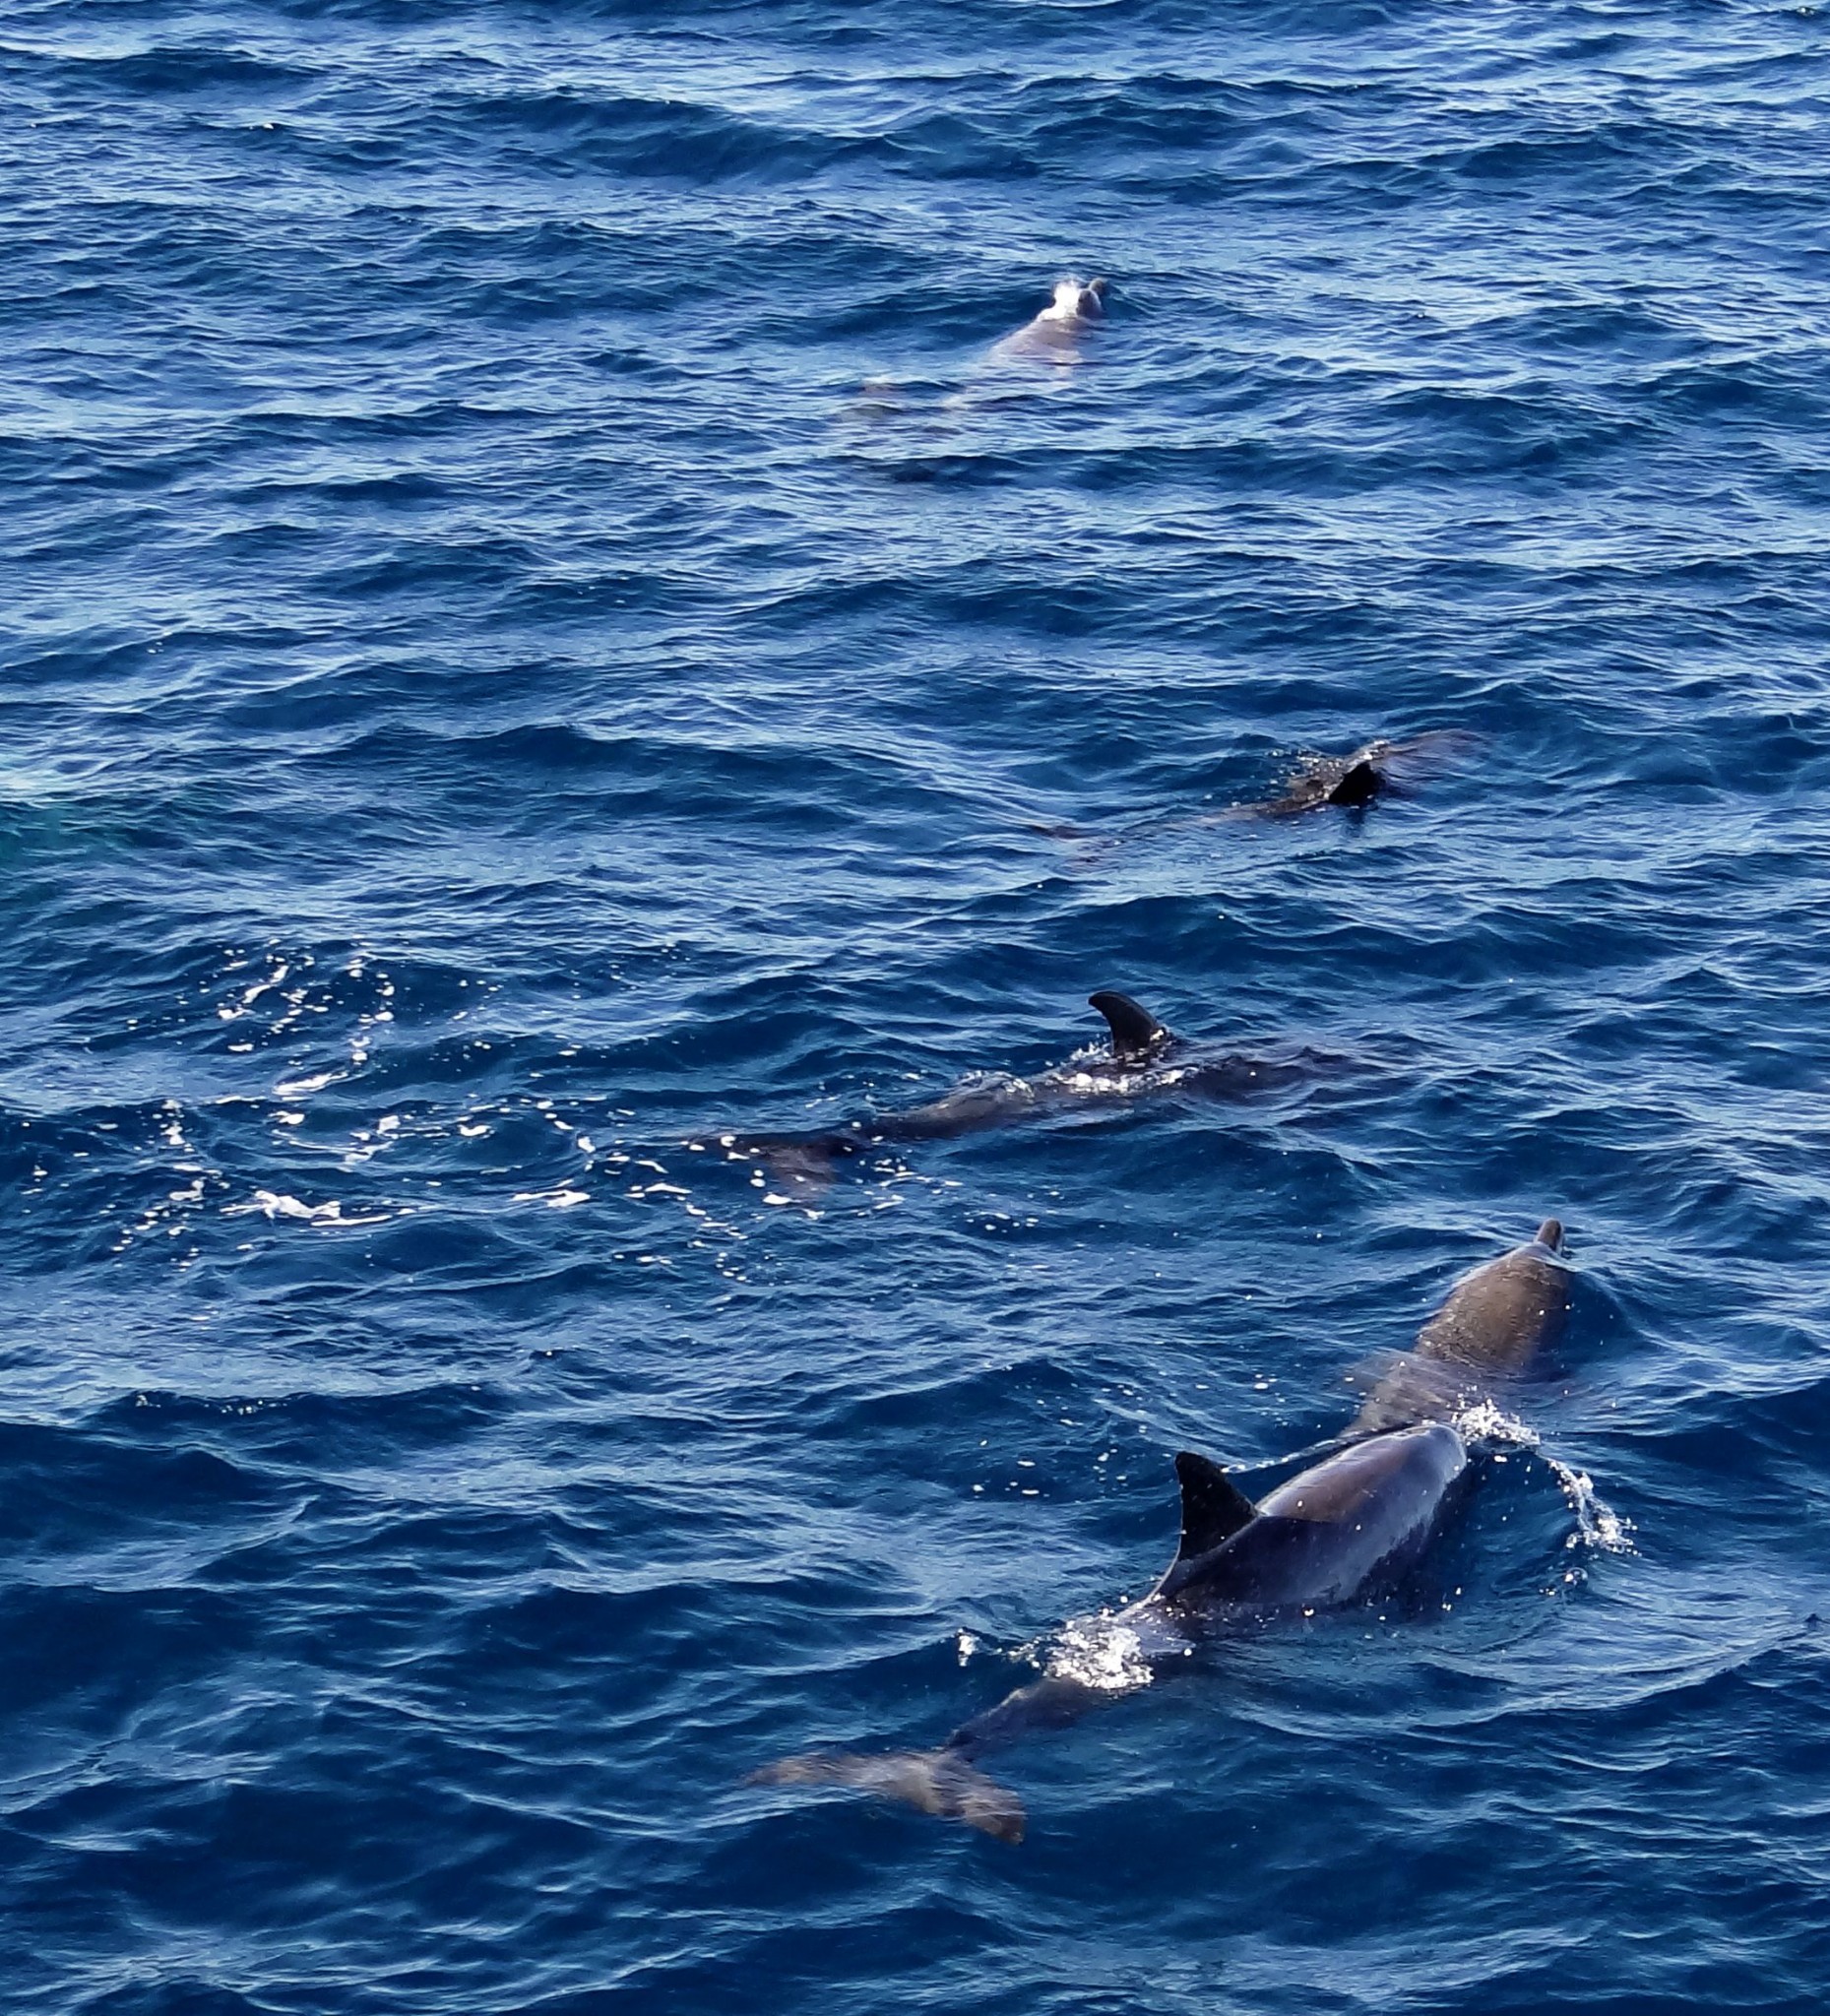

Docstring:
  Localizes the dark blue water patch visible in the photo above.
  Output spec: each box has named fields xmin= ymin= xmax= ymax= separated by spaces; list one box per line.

xmin=44 ymin=44 xmax=314 ymax=101
xmin=425 ymin=85 xmax=884 ymax=187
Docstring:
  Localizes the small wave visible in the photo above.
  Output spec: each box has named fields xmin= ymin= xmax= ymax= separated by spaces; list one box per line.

xmin=54 ymin=44 xmax=313 ymax=97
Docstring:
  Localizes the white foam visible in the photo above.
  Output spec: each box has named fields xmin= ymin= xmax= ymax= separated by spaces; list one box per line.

xmin=1045 ymin=1613 xmax=1155 ymax=1693
xmin=1453 ymin=1399 xmax=1538 ymax=1447
xmin=275 ymin=1069 xmax=341 ymax=1098
xmin=228 ymin=1189 xmax=388 ymax=1228
xmin=218 ymin=961 xmax=291 ymax=1022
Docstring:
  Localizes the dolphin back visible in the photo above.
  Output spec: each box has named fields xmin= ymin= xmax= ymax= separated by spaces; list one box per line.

xmin=1164 ymin=1423 xmax=1468 ymax=1613
xmin=1248 ymin=728 xmax=1480 ymax=818
xmin=1415 ymin=1219 xmax=1570 ymax=1374
xmin=716 ymin=1128 xmax=860 ymax=1197
xmin=1352 ymin=1220 xmax=1571 ymax=1432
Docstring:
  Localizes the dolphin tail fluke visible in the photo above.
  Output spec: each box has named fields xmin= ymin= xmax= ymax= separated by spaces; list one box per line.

xmin=749 ymin=1746 xmax=1026 ymax=1844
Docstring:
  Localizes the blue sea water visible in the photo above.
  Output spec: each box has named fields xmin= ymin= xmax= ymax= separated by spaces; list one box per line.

xmin=6 ymin=0 xmax=1830 ymax=2007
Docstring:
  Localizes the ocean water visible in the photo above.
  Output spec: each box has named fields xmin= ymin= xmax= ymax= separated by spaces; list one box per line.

xmin=6 ymin=0 xmax=1830 ymax=2008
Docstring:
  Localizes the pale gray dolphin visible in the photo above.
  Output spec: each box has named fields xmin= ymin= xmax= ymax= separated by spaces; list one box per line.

xmin=838 ymin=277 xmax=1110 ymax=439
xmin=752 ymin=1421 xmax=1469 ymax=1842
xmin=1347 ymin=1219 xmax=1571 ymax=1435
xmin=987 ymin=275 xmax=1108 ymax=363
xmin=714 ymin=990 xmax=1330 ymax=1190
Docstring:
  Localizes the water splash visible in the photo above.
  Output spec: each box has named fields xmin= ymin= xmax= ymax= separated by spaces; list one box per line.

xmin=1043 ymin=1612 xmax=1158 ymax=1693
xmin=1547 ymin=1457 xmax=1636 ymax=1555
xmin=1455 ymin=1401 xmax=1635 ymax=1555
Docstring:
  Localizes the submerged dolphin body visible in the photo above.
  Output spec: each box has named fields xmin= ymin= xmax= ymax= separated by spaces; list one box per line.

xmin=1348 ymin=1219 xmax=1572 ymax=1434
xmin=718 ymin=991 xmax=1324 ymax=1190
xmin=753 ymin=1421 xmax=1469 ymax=1843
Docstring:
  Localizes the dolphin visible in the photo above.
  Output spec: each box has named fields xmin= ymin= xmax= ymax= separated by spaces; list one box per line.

xmin=845 ymin=277 xmax=1111 ymax=437
xmin=988 ymin=275 xmax=1108 ymax=363
xmin=1240 ymin=730 xmax=1480 ymax=819
xmin=1031 ymin=730 xmax=1479 ymax=859
xmin=714 ymin=991 xmax=1327 ymax=1190
xmin=753 ymin=1420 xmax=1470 ymax=1843
xmin=1347 ymin=1219 xmax=1571 ymax=1435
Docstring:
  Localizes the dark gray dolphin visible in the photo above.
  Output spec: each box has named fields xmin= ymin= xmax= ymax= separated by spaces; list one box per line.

xmin=1243 ymin=730 xmax=1480 ymax=819
xmin=1032 ymin=730 xmax=1479 ymax=857
xmin=1347 ymin=1219 xmax=1571 ymax=1435
xmin=752 ymin=1420 xmax=1468 ymax=1843
xmin=716 ymin=991 xmax=1326 ymax=1190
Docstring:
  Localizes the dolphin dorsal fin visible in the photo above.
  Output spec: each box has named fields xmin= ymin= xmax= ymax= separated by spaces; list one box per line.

xmin=1173 ymin=1451 xmax=1257 ymax=1562
xmin=1088 ymin=990 xmax=1171 ymax=1063
xmin=1326 ymin=758 xmax=1383 ymax=807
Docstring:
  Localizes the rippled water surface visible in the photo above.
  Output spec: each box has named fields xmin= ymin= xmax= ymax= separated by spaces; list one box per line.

xmin=6 ymin=2 xmax=1830 ymax=2009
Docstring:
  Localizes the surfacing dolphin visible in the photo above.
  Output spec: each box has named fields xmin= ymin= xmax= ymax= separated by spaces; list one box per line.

xmin=839 ymin=275 xmax=1110 ymax=438
xmin=987 ymin=275 xmax=1108 ymax=364
xmin=1032 ymin=730 xmax=1479 ymax=861
xmin=753 ymin=1420 xmax=1470 ymax=1843
xmin=714 ymin=991 xmax=1329 ymax=1191
xmin=1238 ymin=730 xmax=1480 ymax=819
xmin=1347 ymin=1218 xmax=1571 ymax=1435
xmin=754 ymin=1215 xmax=1576 ymax=1840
